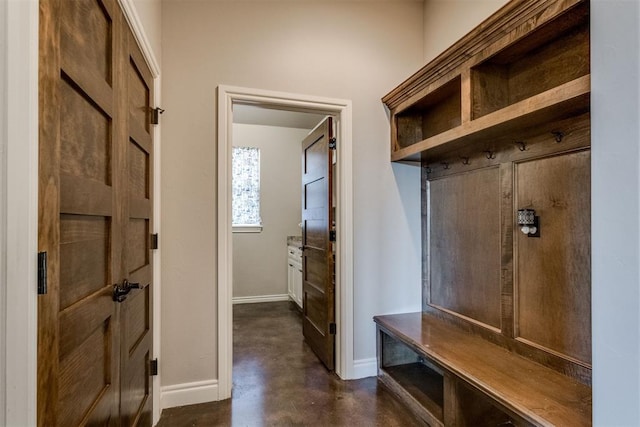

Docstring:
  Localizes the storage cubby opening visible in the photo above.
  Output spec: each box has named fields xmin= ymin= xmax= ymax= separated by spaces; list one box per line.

xmin=380 ymin=331 xmax=444 ymax=421
xmin=395 ymin=76 xmax=461 ymax=148
xmin=471 ymin=11 xmax=589 ymax=119
xmin=456 ymin=382 xmax=527 ymax=427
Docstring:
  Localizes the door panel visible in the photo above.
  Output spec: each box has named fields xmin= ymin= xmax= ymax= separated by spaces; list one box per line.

xmin=38 ymin=0 xmax=153 ymax=425
xmin=302 ymin=117 xmax=335 ymax=371
xmin=120 ymin=27 xmax=154 ymax=427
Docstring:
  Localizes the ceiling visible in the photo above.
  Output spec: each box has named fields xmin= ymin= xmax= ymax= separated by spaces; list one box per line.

xmin=233 ymin=104 xmax=327 ymax=130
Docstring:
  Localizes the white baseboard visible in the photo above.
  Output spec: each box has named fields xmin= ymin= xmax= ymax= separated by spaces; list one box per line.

xmin=160 ymin=379 xmax=219 ymax=409
xmin=232 ymin=294 xmax=289 ymax=305
xmin=352 ymin=357 xmax=378 ymax=379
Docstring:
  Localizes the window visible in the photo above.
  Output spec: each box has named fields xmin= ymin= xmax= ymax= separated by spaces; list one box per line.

xmin=232 ymin=146 xmax=262 ymax=232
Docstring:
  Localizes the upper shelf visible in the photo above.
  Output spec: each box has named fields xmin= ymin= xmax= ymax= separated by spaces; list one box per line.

xmin=383 ymin=0 xmax=590 ymax=163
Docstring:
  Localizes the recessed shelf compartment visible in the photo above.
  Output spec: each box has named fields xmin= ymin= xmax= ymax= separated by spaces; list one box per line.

xmin=472 ymin=5 xmax=589 ymax=119
xmin=379 ymin=330 xmax=444 ymax=424
xmin=394 ymin=76 xmax=461 ymax=149
xmin=455 ymin=382 xmax=529 ymax=427
xmin=392 ymin=75 xmax=590 ymax=162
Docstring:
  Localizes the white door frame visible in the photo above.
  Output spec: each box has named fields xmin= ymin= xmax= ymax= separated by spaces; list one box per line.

xmin=217 ymin=85 xmax=354 ymax=399
xmin=3 ymin=1 xmax=39 ymax=425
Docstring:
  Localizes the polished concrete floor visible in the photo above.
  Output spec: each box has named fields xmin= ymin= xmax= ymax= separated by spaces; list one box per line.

xmin=157 ymin=301 xmax=422 ymax=426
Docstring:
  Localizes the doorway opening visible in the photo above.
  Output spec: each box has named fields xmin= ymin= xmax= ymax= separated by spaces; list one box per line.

xmin=217 ymin=86 xmax=354 ymax=399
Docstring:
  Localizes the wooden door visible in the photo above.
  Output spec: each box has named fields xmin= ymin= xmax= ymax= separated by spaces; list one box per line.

xmin=37 ymin=0 xmax=154 ymax=425
xmin=301 ymin=117 xmax=335 ymax=370
xmin=120 ymin=27 xmax=154 ymax=427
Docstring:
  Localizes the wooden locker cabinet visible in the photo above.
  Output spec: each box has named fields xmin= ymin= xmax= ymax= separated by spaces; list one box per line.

xmin=376 ymin=0 xmax=592 ymax=425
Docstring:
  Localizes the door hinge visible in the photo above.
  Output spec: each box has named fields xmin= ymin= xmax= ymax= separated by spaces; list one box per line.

xmin=37 ymin=252 xmax=48 ymax=295
xmin=151 ymin=233 xmax=159 ymax=250
xmin=329 ymin=137 xmax=337 ymax=150
xmin=329 ymin=230 xmax=336 ymax=242
xmin=150 ymin=359 xmax=158 ymax=376
xmin=151 ymin=107 xmax=165 ymax=125
xmin=329 ymin=323 xmax=336 ymax=335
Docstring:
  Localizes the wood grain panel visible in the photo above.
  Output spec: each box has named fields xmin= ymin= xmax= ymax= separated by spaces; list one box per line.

xmin=60 ymin=174 xmax=113 ymax=217
xmin=60 ymin=0 xmax=112 ymax=84
xmin=396 ymin=115 xmax=422 ymax=148
xmin=126 ymin=286 xmax=149 ymax=354
xmin=304 ymin=285 xmax=327 ymax=333
xmin=421 ymin=92 xmax=461 ymax=141
xmin=59 ymin=215 xmax=109 ymax=310
xmin=515 ymin=150 xmax=591 ymax=364
xmin=129 ymin=139 xmax=148 ymax=199
xmin=60 ymin=78 xmax=111 ymax=185
xmin=128 ymin=59 xmax=150 ymax=133
xmin=428 ymin=168 xmax=501 ymax=329
xmin=122 ymin=350 xmax=150 ymax=426
xmin=304 ymin=220 xmax=326 ymax=251
xmin=303 ymin=135 xmax=326 ymax=177
xmin=59 ymin=289 xmax=112 ymax=359
xmin=304 ymin=252 xmax=327 ymax=293
xmin=508 ymin=24 xmax=590 ymax=106
xmin=304 ymin=178 xmax=326 ymax=210
xmin=128 ymin=218 xmax=148 ymax=273
xmin=58 ymin=319 xmax=111 ymax=427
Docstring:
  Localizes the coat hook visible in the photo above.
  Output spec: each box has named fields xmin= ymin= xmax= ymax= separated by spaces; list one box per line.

xmin=552 ymin=131 xmax=564 ymax=143
xmin=515 ymin=141 xmax=527 ymax=151
xmin=460 ymin=156 xmax=470 ymax=165
xmin=441 ymin=162 xmax=450 ymax=170
xmin=484 ymin=150 xmax=496 ymax=160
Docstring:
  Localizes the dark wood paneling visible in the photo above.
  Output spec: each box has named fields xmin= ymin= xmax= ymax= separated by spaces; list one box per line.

xmin=428 ymin=167 xmax=502 ymax=329
xmin=60 ymin=77 xmax=111 ymax=185
xmin=128 ymin=59 xmax=150 ymax=133
xmin=59 ymin=215 xmax=109 ymax=310
xmin=304 ymin=251 xmax=327 ymax=293
xmin=58 ymin=319 xmax=110 ymax=426
xmin=304 ymin=284 xmax=327 ymax=333
xmin=515 ymin=149 xmax=591 ymax=365
xmin=128 ymin=218 xmax=149 ymax=273
xmin=59 ymin=290 xmax=113 ymax=360
xmin=507 ymin=24 xmax=590 ymax=106
xmin=126 ymin=287 xmax=149 ymax=354
xmin=60 ymin=0 xmax=112 ymax=84
xmin=422 ymin=113 xmax=591 ymax=383
xmin=129 ymin=140 xmax=149 ymax=199
xmin=121 ymin=344 xmax=151 ymax=426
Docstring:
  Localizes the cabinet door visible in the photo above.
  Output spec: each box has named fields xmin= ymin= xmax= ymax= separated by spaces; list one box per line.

xmin=288 ymin=261 xmax=295 ymax=301
xmin=295 ymin=267 xmax=303 ymax=308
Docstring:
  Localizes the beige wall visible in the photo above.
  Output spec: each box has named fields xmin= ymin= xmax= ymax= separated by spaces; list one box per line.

xmin=232 ymin=124 xmax=308 ymax=299
xmin=132 ymin=0 xmax=162 ymax=66
xmin=161 ymin=0 xmax=424 ymax=387
xmin=423 ymin=0 xmax=510 ymax=62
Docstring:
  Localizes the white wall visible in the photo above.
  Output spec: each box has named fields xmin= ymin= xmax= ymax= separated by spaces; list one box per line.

xmin=232 ymin=124 xmax=308 ymax=300
xmin=592 ymin=1 xmax=640 ymax=425
xmin=161 ymin=0 xmax=424 ymax=388
xmin=0 ymin=1 xmax=7 ymax=423
xmin=131 ymin=0 xmax=162 ymax=67
xmin=423 ymin=0 xmax=509 ymax=62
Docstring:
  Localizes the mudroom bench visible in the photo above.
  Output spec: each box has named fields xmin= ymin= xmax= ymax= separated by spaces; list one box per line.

xmin=374 ymin=313 xmax=591 ymax=427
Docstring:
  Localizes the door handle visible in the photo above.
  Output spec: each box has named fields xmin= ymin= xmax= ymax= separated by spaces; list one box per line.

xmin=113 ymin=279 xmax=141 ymax=302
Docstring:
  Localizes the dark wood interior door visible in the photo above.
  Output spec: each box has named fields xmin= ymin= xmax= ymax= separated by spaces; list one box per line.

xmin=301 ymin=117 xmax=335 ymax=370
xmin=38 ymin=0 xmax=153 ymax=425
xmin=120 ymin=26 xmax=154 ymax=427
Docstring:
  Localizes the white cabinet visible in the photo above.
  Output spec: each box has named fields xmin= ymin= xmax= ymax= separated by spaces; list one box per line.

xmin=287 ymin=245 xmax=302 ymax=309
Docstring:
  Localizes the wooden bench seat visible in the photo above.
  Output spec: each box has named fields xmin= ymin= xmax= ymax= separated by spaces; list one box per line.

xmin=374 ymin=312 xmax=592 ymax=426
